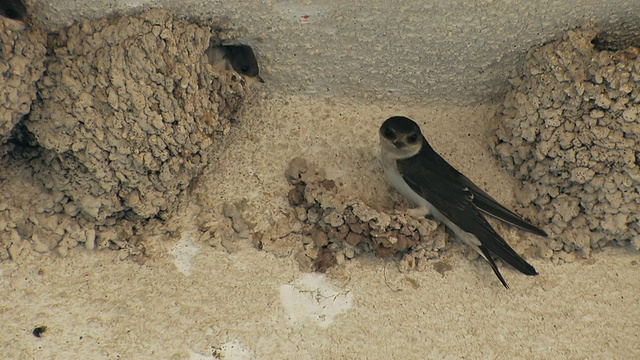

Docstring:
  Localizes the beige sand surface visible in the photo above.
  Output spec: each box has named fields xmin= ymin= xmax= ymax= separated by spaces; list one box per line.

xmin=3 ymin=94 xmax=639 ymax=359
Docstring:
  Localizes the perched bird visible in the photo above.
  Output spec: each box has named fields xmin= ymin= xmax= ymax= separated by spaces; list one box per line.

xmin=205 ymin=44 xmax=265 ymax=83
xmin=0 ymin=0 xmax=27 ymax=29
xmin=379 ymin=116 xmax=547 ymax=288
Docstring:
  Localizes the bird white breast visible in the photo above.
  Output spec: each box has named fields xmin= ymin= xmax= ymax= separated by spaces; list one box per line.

xmin=380 ymin=150 xmax=432 ymax=213
xmin=205 ymin=46 xmax=230 ymax=71
xmin=380 ymin=150 xmax=483 ymax=249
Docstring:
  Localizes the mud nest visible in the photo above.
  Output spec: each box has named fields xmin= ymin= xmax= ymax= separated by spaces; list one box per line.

xmin=25 ymin=9 xmax=246 ymax=223
xmin=0 ymin=18 xmax=46 ymax=156
xmin=495 ymin=27 xmax=640 ymax=256
xmin=0 ymin=9 xmax=249 ymax=259
xmin=285 ymin=158 xmax=447 ymax=273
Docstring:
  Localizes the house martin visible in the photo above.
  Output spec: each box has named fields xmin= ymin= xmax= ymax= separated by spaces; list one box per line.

xmin=379 ymin=116 xmax=547 ymax=288
xmin=205 ymin=43 xmax=265 ymax=83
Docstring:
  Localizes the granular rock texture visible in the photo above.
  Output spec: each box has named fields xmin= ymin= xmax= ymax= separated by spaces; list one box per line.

xmin=0 ymin=156 xmax=153 ymax=261
xmin=0 ymin=20 xmax=46 ymax=156
xmin=24 ymin=9 xmax=247 ymax=224
xmin=495 ymin=27 xmax=640 ymax=256
xmin=285 ymin=158 xmax=448 ymax=273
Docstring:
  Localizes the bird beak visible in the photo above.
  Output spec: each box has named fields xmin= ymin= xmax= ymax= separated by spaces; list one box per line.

xmin=393 ymin=141 xmax=405 ymax=149
xmin=243 ymin=75 xmax=265 ymax=84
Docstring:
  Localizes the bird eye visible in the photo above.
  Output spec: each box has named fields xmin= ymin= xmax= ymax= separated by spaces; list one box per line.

xmin=240 ymin=66 xmax=249 ymax=73
xmin=406 ymin=134 xmax=418 ymax=144
xmin=383 ymin=128 xmax=395 ymax=139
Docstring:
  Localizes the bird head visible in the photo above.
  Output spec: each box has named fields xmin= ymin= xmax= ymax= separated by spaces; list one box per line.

xmin=226 ymin=45 xmax=265 ymax=83
xmin=379 ymin=116 xmax=424 ymax=159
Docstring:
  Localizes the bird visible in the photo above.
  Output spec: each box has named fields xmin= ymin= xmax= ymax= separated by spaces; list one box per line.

xmin=379 ymin=115 xmax=547 ymax=288
xmin=205 ymin=44 xmax=265 ymax=83
xmin=0 ymin=0 xmax=27 ymax=30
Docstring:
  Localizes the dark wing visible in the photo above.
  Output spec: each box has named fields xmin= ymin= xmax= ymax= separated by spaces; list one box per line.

xmin=397 ymin=142 xmax=537 ymax=284
xmin=456 ymin=173 xmax=548 ymax=237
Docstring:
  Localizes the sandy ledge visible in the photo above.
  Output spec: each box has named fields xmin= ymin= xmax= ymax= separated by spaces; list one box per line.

xmin=2 ymin=94 xmax=639 ymax=359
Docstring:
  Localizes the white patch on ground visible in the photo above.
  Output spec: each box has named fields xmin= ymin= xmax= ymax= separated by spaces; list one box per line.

xmin=219 ymin=339 xmax=255 ymax=360
xmin=187 ymin=350 xmax=211 ymax=360
xmin=170 ymin=232 xmax=201 ymax=276
xmin=280 ymin=273 xmax=353 ymax=328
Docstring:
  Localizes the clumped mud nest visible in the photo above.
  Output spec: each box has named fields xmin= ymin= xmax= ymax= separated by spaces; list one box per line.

xmin=0 ymin=9 xmax=249 ymax=259
xmin=285 ymin=158 xmax=448 ymax=273
xmin=27 ymin=9 xmax=246 ymax=223
xmin=495 ymin=27 xmax=640 ymax=256
xmin=0 ymin=19 xmax=46 ymax=156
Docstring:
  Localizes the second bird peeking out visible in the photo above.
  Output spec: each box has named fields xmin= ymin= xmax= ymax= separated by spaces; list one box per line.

xmin=379 ymin=116 xmax=547 ymax=289
xmin=205 ymin=44 xmax=265 ymax=83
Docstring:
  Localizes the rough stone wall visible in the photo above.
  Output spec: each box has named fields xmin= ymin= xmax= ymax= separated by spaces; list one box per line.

xmin=495 ymin=28 xmax=640 ymax=257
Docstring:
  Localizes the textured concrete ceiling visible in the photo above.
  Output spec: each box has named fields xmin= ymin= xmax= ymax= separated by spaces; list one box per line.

xmin=33 ymin=0 xmax=640 ymax=104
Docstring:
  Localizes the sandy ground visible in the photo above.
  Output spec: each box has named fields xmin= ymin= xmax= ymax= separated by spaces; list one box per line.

xmin=3 ymin=93 xmax=640 ymax=359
